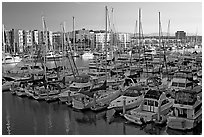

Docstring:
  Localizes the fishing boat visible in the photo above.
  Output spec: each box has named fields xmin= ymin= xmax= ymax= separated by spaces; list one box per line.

xmin=167 ymin=86 xmax=202 ymax=130
xmin=124 ymin=89 xmax=174 ymax=125
xmin=107 ymin=85 xmax=144 ymax=112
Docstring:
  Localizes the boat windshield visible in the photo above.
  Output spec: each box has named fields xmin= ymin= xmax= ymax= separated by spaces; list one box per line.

xmin=124 ymin=89 xmax=142 ymax=97
xmin=70 ymin=87 xmax=81 ymax=92
xmin=178 ymin=83 xmax=186 ymax=87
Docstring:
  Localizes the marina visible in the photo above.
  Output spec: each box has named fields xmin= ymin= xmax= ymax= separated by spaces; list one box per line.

xmin=2 ymin=2 xmax=202 ymax=135
xmin=2 ymin=51 xmax=202 ymax=135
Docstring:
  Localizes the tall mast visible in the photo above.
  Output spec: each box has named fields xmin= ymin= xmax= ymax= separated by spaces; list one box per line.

xmin=14 ymin=30 xmax=16 ymax=54
xmin=159 ymin=12 xmax=162 ymax=64
xmin=42 ymin=16 xmax=47 ymax=81
xmin=73 ymin=16 xmax=76 ymax=52
xmin=165 ymin=19 xmax=171 ymax=79
xmin=105 ymin=6 xmax=108 ymax=80
xmin=62 ymin=22 xmax=66 ymax=77
xmin=2 ymin=24 xmax=5 ymax=53
xmin=138 ymin=9 xmax=141 ymax=70
xmin=62 ymin=23 xmax=76 ymax=79
xmin=130 ymin=20 xmax=137 ymax=67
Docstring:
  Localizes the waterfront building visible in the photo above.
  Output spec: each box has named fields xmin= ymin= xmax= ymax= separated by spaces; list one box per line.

xmin=175 ymin=31 xmax=186 ymax=40
xmin=32 ymin=30 xmax=39 ymax=45
xmin=118 ymin=33 xmax=132 ymax=49
xmin=95 ymin=32 xmax=111 ymax=51
xmin=52 ymin=31 xmax=63 ymax=51
xmin=48 ymin=31 xmax=53 ymax=50
xmin=24 ymin=30 xmax=33 ymax=53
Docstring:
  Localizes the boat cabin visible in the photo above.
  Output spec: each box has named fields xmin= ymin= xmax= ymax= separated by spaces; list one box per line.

xmin=171 ymin=70 xmax=195 ymax=90
xmin=172 ymin=88 xmax=202 ymax=119
xmin=142 ymin=89 xmax=171 ymax=113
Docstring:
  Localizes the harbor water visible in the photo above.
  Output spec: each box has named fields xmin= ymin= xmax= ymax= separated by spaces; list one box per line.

xmin=2 ymin=57 xmax=202 ymax=135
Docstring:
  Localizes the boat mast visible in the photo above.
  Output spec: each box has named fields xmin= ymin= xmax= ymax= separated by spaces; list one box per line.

xmin=42 ymin=16 xmax=47 ymax=82
xmin=73 ymin=16 xmax=76 ymax=53
xmin=138 ymin=9 xmax=142 ymax=74
xmin=158 ymin=12 xmax=161 ymax=78
xmin=62 ymin=22 xmax=65 ymax=77
xmin=165 ymin=19 xmax=170 ymax=79
xmin=14 ymin=30 xmax=16 ymax=54
xmin=62 ymin=23 xmax=76 ymax=79
xmin=2 ymin=24 xmax=5 ymax=53
xmin=130 ymin=20 xmax=137 ymax=67
xmin=105 ymin=6 xmax=108 ymax=80
xmin=159 ymin=11 xmax=163 ymax=72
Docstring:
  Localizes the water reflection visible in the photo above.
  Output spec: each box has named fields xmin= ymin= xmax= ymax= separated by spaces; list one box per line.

xmin=166 ymin=122 xmax=202 ymax=135
xmin=73 ymin=110 xmax=106 ymax=126
xmin=5 ymin=108 xmax=12 ymax=135
xmin=47 ymin=105 xmax=53 ymax=129
xmin=64 ymin=111 xmax=70 ymax=134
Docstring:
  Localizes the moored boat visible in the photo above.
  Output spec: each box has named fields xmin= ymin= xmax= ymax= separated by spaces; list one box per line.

xmin=167 ymin=86 xmax=202 ymax=130
xmin=124 ymin=89 xmax=174 ymax=125
xmin=107 ymin=85 xmax=144 ymax=112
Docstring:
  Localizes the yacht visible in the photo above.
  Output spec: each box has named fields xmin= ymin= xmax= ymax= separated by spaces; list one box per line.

xmin=167 ymin=86 xmax=202 ymax=130
xmin=124 ymin=89 xmax=173 ymax=125
xmin=107 ymin=85 xmax=144 ymax=112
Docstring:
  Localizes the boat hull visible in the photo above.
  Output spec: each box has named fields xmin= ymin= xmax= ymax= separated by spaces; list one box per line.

xmin=124 ymin=114 xmax=144 ymax=125
xmin=167 ymin=113 xmax=202 ymax=130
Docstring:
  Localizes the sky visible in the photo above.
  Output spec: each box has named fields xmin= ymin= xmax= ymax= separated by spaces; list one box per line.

xmin=2 ymin=2 xmax=202 ymax=35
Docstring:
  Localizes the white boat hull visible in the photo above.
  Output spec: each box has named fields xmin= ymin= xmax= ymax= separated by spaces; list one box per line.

xmin=124 ymin=114 xmax=144 ymax=125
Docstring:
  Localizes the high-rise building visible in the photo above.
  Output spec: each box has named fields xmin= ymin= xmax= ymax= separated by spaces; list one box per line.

xmin=24 ymin=30 xmax=32 ymax=51
xmin=52 ymin=32 xmax=63 ymax=51
xmin=32 ymin=30 xmax=39 ymax=45
xmin=175 ymin=31 xmax=186 ymax=39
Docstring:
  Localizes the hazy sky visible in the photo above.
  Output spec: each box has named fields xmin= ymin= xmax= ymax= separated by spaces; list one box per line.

xmin=2 ymin=2 xmax=202 ymax=35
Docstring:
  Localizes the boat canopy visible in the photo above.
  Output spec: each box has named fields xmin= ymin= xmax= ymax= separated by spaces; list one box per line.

xmin=144 ymin=89 xmax=162 ymax=100
xmin=174 ymin=89 xmax=200 ymax=105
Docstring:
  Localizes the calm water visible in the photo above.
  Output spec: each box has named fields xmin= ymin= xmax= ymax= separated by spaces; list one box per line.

xmin=2 ymin=57 xmax=202 ymax=135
